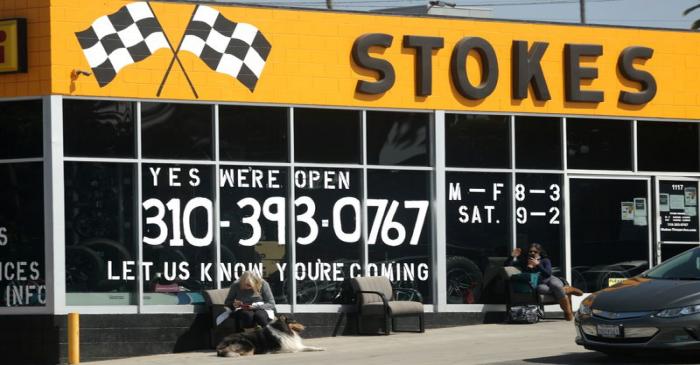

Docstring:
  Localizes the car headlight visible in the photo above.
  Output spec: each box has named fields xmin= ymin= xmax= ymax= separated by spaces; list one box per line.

xmin=578 ymin=302 xmax=592 ymax=315
xmin=656 ymin=305 xmax=700 ymax=318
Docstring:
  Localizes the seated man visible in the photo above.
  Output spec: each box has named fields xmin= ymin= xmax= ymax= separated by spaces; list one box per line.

xmin=505 ymin=243 xmax=583 ymax=321
xmin=224 ymin=271 xmax=276 ymax=331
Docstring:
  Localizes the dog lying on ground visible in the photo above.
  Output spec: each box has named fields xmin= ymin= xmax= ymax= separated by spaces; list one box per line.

xmin=216 ymin=315 xmax=325 ymax=357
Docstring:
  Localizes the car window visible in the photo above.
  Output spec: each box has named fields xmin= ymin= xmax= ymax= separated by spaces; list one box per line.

xmin=645 ymin=248 xmax=700 ymax=279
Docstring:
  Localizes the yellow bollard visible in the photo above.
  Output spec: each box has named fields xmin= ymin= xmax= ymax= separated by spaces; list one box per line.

xmin=68 ymin=312 xmax=80 ymax=364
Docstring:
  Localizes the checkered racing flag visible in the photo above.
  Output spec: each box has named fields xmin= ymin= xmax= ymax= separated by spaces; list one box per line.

xmin=75 ymin=2 xmax=169 ymax=87
xmin=179 ymin=5 xmax=271 ymax=91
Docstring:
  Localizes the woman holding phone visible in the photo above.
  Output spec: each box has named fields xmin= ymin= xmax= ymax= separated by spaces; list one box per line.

xmin=504 ymin=243 xmax=583 ymax=321
xmin=224 ymin=271 xmax=276 ymax=331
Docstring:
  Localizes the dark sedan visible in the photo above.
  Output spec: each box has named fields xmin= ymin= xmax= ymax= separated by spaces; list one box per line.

xmin=575 ymin=247 xmax=700 ymax=355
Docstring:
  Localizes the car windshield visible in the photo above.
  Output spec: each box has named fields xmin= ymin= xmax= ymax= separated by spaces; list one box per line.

xmin=645 ymin=248 xmax=700 ymax=280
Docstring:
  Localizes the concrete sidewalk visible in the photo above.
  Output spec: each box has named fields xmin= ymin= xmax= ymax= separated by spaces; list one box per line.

xmin=82 ymin=320 xmax=602 ymax=365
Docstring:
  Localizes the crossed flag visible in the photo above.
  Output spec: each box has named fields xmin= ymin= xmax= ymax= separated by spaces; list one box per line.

xmin=75 ymin=2 xmax=272 ymax=96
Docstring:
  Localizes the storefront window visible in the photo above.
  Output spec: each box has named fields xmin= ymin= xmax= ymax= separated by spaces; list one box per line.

xmin=567 ymin=118 xmax=632 ymax=170
xmin=445 ymin=172 xmax=510 ymax=304
xmin=638 ymin=121 xmax=699 ymax=172
xmin=515 ymin=116 xmax=562 ymax=170
xmin=294 ymin=108 xmax=361 ymax=164
xmin=219 ymin=106 xmax=288 ymax=162
xmin=219 ymin=165 xmax=289 ymax=303
xmin=515 ymin=174 xmax=564 ymax=272
xmin=0 ymin=100 xmax=42 ymax=159
xmin=142 ymin=164 xmax=215 ymax=305
xmin=570 ymin=179 xmax=649 ymax=293
xmin=658 ymin=180 xmax=699 ymax=243
xmin=63 ymin=100 xmax=135 ymax=158
xmin=0 ymin=163 xmax=45 ymax=307
xmin=293 ymin=168 xmax=361 ymax=304
xmin=65 ymin=162 xmax=137 ymax=305
xmin=368 ymin=170 xmax=432 ymax=304
xmin=445 ymin=114 xmax=510 ymax=168
xmin=141 ymin=103 xmax=213 ymax=160
xmin=660 ymin=244 xmax=698 ymax=263
xmin=366 ymin=111 xmax=430 ymax=166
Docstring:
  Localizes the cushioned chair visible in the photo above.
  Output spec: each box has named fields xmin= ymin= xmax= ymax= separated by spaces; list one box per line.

xmin=501 ymin=266 xmax=571 ymax=318
xmin=203 ymin=288 xmax=237 ymax=348
xmin=351 ymin=276 xmax=424 ymax=335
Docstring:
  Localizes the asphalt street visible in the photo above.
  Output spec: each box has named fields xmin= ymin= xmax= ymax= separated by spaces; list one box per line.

xmin=82 ymin=320 xmax=699 ymax=365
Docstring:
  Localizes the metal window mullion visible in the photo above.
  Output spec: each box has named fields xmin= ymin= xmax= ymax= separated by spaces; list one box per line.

xmin=510 ymin=115 xmax=517 ymax=252
xmin=654 ymin=176 xmax=661 ymax=265
xmin=562 ymin=117 xmax=571 ymax=285
xmin=44 ymin=95 xmax=65 ymax=314
xmin=288 ymin=107 xmax=297 ymax=312
xmin=361 ymin=111 xmax=369 ymax=275
xmin=0 ymin=157 xmax=43 ymax=164
xmin=433 ymin=110 xmax=446 ymax=312
xmin=632 ymin=120 xmax=638 ymax=172
xmin=214 ymin=104 xmax=222 ymax=289
xmin=646 ymin=178 xmax=653 ymax=268
xmin=136 ymin=101 xmax=144 ymax=312
xmin=42 ymin=95 xmax=66 ymax=314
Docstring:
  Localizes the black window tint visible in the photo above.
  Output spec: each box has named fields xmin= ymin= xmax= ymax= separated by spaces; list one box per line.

xmin=368 ymin=170 xmax=432 ymax=304
xmin=141 ymin=103 xmax=213 ymax=160
xmin=219 ymin=165 xmax=290 ymax=304
xmin=142 ymin=164 xmax=215 ymax=304
xmin=0 ymin=163 xmax=45 ymax=307
xmin=567 ymin=118 xmax=632 ymax=170
xmin=515 ymin=116 xmax=562 ymax=169
xmin=445 ymin=172 xmax=510 ymax=304
xmin=660 ymin=244 xmax=697 ymax=263
xmin=0 ymin=100 xmax=42 ymax=159
xmin=219 ymin=106 xmax=288 ymax=162
xmin=638 ymin=121 xmax=699 ymax=172
xmin=515 ymin=174 xmax=564 ymax=271
xmin=63 ymin=100 xmax=135 ymax=158
xmin=570 ymin=179 xmax=649 ymax=293
xmin=294 ymin=108 xmax=360 ymax=164
xmin=445 ymin=114 xmax=510 ymax=168
xmin=65 ymin=162 xmax=136 ymax=305
xmin=295 ymin=168 xmax=361 ymax=304
xmin=366 ymin=111 xmax=430 ymax=166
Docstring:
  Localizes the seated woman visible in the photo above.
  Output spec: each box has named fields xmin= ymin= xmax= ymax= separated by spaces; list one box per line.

xmin=505 ymin=243 xmax=583 ymax=321
xmin=224 ymin=271 xmax=276 ymax=331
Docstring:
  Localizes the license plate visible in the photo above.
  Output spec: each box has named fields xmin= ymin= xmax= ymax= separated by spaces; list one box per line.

xmin=597 ymin=324 xmax=622 ymax=338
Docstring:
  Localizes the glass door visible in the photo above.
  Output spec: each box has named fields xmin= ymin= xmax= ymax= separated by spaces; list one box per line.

xmin=654 ymin=177 xmax=700 ymax=264
xmin=568 ymin=177 xmax=652 ymax=293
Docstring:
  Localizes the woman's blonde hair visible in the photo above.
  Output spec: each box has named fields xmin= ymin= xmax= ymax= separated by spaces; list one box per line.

xmin=239 ymin=271 xmax=263 ymax=294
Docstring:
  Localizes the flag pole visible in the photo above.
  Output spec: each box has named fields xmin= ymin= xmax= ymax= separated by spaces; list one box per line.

xmin=148 ymin=1 xmax=199 ymax=98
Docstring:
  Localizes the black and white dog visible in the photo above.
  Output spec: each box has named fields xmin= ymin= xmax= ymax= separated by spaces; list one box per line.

xmin=216 ymin=315 xmax=325 ymax=357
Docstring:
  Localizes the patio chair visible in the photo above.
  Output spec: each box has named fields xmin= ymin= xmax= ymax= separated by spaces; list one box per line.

xmin=350 ymin=276 xmax=425 ymax=335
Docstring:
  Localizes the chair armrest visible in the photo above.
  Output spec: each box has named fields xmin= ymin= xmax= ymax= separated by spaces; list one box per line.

xmin=354 ymin=290 xmax=390 ymax=310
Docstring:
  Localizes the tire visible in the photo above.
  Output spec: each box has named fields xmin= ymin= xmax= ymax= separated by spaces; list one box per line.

xmin=66 ymin=246 xmax=106 ymax=292
xmin=282 ymin=278 xmax=319 ymax=304
xmin=570 ymin=268 xmax=588 ymax=293
xmin=81 ymin=238 xmax=132 ymax=291
xmin=446 ymin=256 xmax=483 ymax=304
